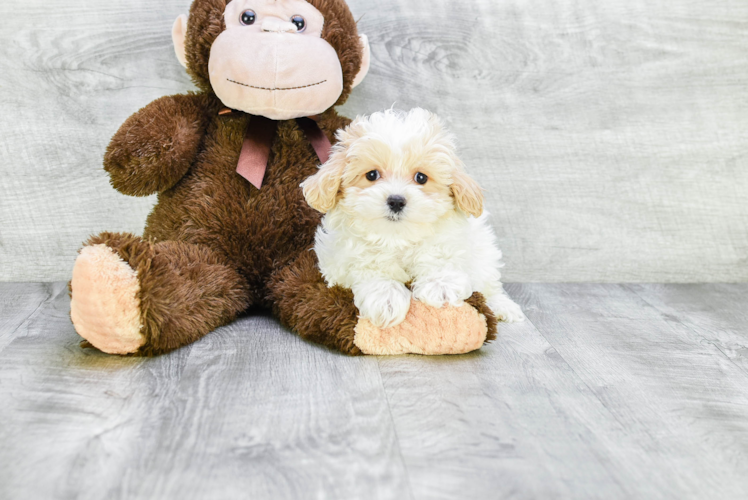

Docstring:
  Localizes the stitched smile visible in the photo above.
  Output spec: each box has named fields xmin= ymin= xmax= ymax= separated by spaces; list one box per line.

xmin=227 ymin=78 xmax=327 ymax=91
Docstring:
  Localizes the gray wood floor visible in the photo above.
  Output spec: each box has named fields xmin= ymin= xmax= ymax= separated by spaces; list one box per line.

xmin=1 ymin=283 xmax=748 ymax=499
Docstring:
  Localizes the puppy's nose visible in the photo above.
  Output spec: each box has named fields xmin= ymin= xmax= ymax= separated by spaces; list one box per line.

xmin=387 ymin=195 xmax=407 ymax=214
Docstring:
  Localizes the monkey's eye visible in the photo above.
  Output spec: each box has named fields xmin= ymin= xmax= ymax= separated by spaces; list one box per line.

xmin=366 ymin=170 xmax=380 ymax=182
xmin=240 ymin=10 xmax=257 ymax=25
xmin=415 ymin=172 xmax=428 ymax=185
xmin=291 ymin=15 xmax=306 ymax=32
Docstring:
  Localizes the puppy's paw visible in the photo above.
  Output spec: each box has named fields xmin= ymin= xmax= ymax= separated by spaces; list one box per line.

xmin=353 ymin=280 xmax=412 ymax=329
xmin=412 ymin=272 xmax=473 ymax=309
xmin=487 ymin=295 xmax=526 ymax=323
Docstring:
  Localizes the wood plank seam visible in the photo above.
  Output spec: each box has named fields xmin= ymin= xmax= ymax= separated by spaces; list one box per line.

xmin=517 ymin=307 xmax=634 ymax=432
xmin=1 ymin=283 xmax=66 ymax=355
xmin=623 ymin=284 xmax=748 ymax=383
xmin=374 ymin=355 xmax=417 ymax=500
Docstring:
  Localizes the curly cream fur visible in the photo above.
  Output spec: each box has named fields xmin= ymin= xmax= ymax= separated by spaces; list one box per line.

xmin=304 ymin=108 xmax=525 ymax=328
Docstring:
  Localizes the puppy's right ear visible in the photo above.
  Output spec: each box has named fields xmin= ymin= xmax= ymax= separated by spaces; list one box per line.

xmin=302 ymin=155 xmax=346 ymax=213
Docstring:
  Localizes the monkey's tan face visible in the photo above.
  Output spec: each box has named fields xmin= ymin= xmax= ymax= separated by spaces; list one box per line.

xmin=208 ymin=0 xmax=344 ymax=120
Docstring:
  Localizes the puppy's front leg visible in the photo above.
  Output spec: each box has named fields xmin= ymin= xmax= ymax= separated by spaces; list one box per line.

xmin=352 ymin=279 xmax=412 ymax=329
xmin=412 ymin=268 xmax=473 ymax=309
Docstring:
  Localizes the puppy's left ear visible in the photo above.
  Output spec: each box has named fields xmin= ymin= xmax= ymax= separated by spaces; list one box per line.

xmin=451 ymin=170 xmax=484 ymax=217
xmin=301 ymin=155 xmax=346 ymax=213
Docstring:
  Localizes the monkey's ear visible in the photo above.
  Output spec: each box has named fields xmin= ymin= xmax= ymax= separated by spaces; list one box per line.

xmin=351 ymin=34 xmax=371 ymax=89
xmin=451 ymin=170 xmax=484 ymax=218
xmin=172 ymin=14 xmax=188 ymax=68
xmin=301 ymin=155 xmax=346 ymax=214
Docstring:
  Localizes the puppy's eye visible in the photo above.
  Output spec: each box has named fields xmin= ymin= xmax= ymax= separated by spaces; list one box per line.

xmin=415 ymin=172 xmax=428 ymax=185
xmin=291 ymin=15 xmax=306 ymax=32
xmin=365 ymin=170 xmax=380 ymax=182
xmin=240 ymin=10 xmax=257 ymax=25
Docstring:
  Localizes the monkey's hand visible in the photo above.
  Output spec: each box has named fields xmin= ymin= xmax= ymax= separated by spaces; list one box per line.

xmin=104 ymin=93 xmax=214 ymax=196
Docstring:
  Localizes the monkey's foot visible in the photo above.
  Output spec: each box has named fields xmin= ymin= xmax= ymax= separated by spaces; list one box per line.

xmin=353 ymin=299 xmax=489 ymax=356
xmin=70 ymin=244 xmax=145 ymax=355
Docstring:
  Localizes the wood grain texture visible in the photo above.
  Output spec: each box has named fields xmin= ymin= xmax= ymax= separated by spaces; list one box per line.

xmin=2 ymin=282 xmax=748 ymax=499
xmin=0 ymin=0 xmax=747 ymax=282
xmin=0 ymin=283 xmax=54 ymax=349
xmin=513 ymin=283 xmax=748 ymax=499
xmin=0 ymin=285 xmax=409 ymax=500
xmin=377 ymin=315 xmax=637 ymax=498
xmin=626 ymin=284 xmax=748 ymax=377
xmin=375 ymin=283 xmax=748 ymax=499
xmin=0 ymin=282 xmax=68 ymax=353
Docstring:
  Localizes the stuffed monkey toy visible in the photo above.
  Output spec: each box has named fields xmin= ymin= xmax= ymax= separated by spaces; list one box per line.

xmin=69 ymin=0 xmax=498 ymax=356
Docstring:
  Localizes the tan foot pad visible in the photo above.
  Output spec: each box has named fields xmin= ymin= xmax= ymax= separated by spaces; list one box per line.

xmin=70 ymin=244 xmax=145 ymax=355
xmin=353 ymin=300 xmax=488 ymax=356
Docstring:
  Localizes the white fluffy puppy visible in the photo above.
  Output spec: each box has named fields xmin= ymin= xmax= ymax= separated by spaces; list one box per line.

xmin=302 ymin=108 xmax=525 ymax=329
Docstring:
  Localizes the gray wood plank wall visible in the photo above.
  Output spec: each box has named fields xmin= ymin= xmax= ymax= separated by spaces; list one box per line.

xmin=1 ymin=0 xmax=746 ymax=282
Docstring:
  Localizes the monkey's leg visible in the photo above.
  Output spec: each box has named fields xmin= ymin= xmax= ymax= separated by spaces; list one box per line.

xmin=70 ymin=232 xmax=250 ymax=355
xmin=269 ymin=252 xmax=498 ymax=356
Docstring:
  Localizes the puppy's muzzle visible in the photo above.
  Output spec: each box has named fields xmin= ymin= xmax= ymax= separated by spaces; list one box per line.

xmin=387 ymin=195 xmax=407 ymax=214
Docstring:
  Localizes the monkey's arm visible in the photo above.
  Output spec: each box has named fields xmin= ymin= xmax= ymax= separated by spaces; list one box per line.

xmin=104 ymin=93 xmax=216 ymax=196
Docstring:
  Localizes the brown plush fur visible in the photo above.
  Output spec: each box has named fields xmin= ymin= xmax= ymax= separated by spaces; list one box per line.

xmin=466 ymin=293 xmax=498 ymax=344
xmin=104 ymin=94 xmax=219 ymax=197
xmin=269 ymin=251 xmax=362 ymax=354
xmin=73 ymin=0 xmax=497 ymax=355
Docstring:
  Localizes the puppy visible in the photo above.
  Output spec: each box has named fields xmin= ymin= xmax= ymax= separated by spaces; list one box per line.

xmin=301 ymin=108 xmax=524 ymax=329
